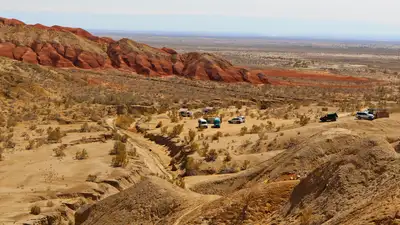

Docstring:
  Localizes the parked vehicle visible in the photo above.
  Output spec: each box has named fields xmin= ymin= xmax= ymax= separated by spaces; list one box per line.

xmin=213 ymin=117 xmax=221 ymax=128
xmin=320 ymin=113 xmax=338 ymax=122
xmin=356 ymin=111 xmax=374 ymax=120
xmin=228 ymin=117 xmax=244 ymax=124
xmin=179 ymin=110 xmax=193 ymax=117
xmin=238 ymin=116 xmax=246 ymax=123
xmin=198 ymin=119 xmax=208 ymax=128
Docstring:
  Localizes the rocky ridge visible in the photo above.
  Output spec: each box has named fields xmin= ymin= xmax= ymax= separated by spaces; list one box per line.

xmin=0 ymin=17 xmax=268 ymax=84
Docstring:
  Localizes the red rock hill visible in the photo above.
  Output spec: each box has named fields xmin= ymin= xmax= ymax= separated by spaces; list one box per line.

xmin=0 ymin=17 xmax=268 ymax=84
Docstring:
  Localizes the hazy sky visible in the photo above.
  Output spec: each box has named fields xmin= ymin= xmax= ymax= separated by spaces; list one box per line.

xmin=2 ymin=0 xmax=400 ymax=39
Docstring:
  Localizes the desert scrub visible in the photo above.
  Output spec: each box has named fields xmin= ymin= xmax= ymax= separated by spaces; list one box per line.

xmin=25 ymin=139 xmax=35 ymax=150
xmin=110 ymin=141 xmax=126 ymax=155
xmin=241 ymin=139 xmax=252 ymax=148
xmin=160 ymin=126 xmax=168 ymax=135
xmin=168 ymin=124 xmax=184 ymax=138
xmin=30 ymin=205 xmax=41 ymax=215
xmin=250 ymin=125 xmax=262 ymax=134
xmin=29 ymin=124 xmax=37 ymax=130
xmin=80 ymin=122 xmax=90 ymax=132
xmin=211 ymin=131 xmax=223 ymax=141
xmin=47 ymin=127 xmax=62 ymax=143
xmin=186 ymin=142 xmax=200 ymax=154
xmin=296 ymin=114 xmax=311 ymax=127
xmin=181 ymin=156 xmax=200 ymax=176
xmin=115 ymin=115 xmax=135 ymax=129
xmin=111 ymin=146 xmax=129 ymax=168
xmin=86 ymin=174 xmax=98 ymax=182
xmin=187 ymin=129 xmax=197 ymax=143
xmin=75 ymin=149 xmax=89 ymax=160
xmin=198 ymin=141 xmax=210 ymax=157
xmin=167 ymin=111 xmax=180 ymax=123
xmin=53 ymin=145 xmax=67 ymax=158
xmin=46 ymin=200 xmax=54 ymax=207
xmin=205 ymin=149 xmax=218 ymax=162
xmin=223 ymin=152 xmax=232 ymax=162
xmin=240 ymin=126 xmax=248 ymax=136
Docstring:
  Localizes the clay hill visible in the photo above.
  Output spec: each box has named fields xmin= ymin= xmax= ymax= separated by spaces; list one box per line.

xmin=0 ymin=17 xmax=266 ymax=84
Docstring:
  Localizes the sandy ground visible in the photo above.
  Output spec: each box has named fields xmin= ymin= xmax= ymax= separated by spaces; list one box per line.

xmin=2 ymin=107 xmax=400 ymax=224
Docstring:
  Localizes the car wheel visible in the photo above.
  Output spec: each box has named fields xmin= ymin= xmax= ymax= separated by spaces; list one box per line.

xmin=357 ymin=116 xmax=361 ymax=120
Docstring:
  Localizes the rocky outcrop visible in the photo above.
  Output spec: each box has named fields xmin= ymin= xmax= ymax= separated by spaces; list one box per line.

xmin=0 ymin=17 xmax=270 ymax=84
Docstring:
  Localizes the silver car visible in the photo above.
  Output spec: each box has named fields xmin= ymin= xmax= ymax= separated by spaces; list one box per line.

xmin=356 ymin=111 xmax=374 ymax=120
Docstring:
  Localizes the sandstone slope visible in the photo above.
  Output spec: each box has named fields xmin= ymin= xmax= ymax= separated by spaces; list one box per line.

xmin=0 ymin=17 xmax=268 ymax=84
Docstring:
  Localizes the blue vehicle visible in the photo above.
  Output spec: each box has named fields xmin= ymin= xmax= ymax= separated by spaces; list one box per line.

xmin=213 ymin=117 xmax=221 ymax=128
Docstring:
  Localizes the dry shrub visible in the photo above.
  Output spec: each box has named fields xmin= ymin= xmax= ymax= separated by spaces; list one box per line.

xmin=321 ymin=107 xmax=329 ymax=112
xmin=161 ymin=126 xmax=168 ymax=135
xmin=111 ymin=148 xmax=129 ymax=168
xmin=182 ymin=156 xmax=201 ymax=176
xmin=212 ymin=131 xmax=223 ymax=141
xmin=46 ymin=201 xmax=54 ymax=207
xmin=48 ymin=127 xmax=62 ymax=143
xmin=110 ymin=141 xmax=126 ymax=155
xmin=223 ymin=152 xmax=232 ymax=162
xmin=188 ymin=129 xmax=197 ymax=143
xmin=25 ymin=140 xmax=35 ymax=150
xmin=296 ymin=115 xmax=311 ymax=127
xmin=174 ymin=176 xmax=185 ymax=188
xmin=169 ymin=124 xmax=184 ymax=138
xmin=167 ymin=111 xmax=180 ymax=123
xmin=80 ymin=122 xmax=90 ymax=132
xmin=205 ymin=149 xmax=218 ymax=162
xmin=75 ymin=149 xmax=89 ymax=160
xmin=53 ymin=145 xmax=67 ymax=158
xmin=241 ymin=139 xmax=252 ymax=148
xmin=30 ymin=205 xmax=41 ymax=215
xmin=198 ymin=141 xmax=210 ymax=157
xmin=29 ymin=124 xmax=37 ymax=130
xmin=86 ymin=174 xmax=98 ymax=182
xmin=250 ymin=125 xmax=262 ymax=134
xmin=115 ymin=115 xmax=135 ymax=129
xmin=111 ymin=141 xmax=129 ymax=167
xmin=186 ymin=142 xmax=200 ymax=154
xmin=240 ymin=127 xmax=248 ymax=136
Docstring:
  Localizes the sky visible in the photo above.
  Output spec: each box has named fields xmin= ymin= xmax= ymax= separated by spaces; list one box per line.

xmin=2 ymin=0 xmax=400 ymax=40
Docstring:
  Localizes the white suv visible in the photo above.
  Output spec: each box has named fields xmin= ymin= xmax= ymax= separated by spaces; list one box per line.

xmin=356 ymin=111 xmax=374 ymax=120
